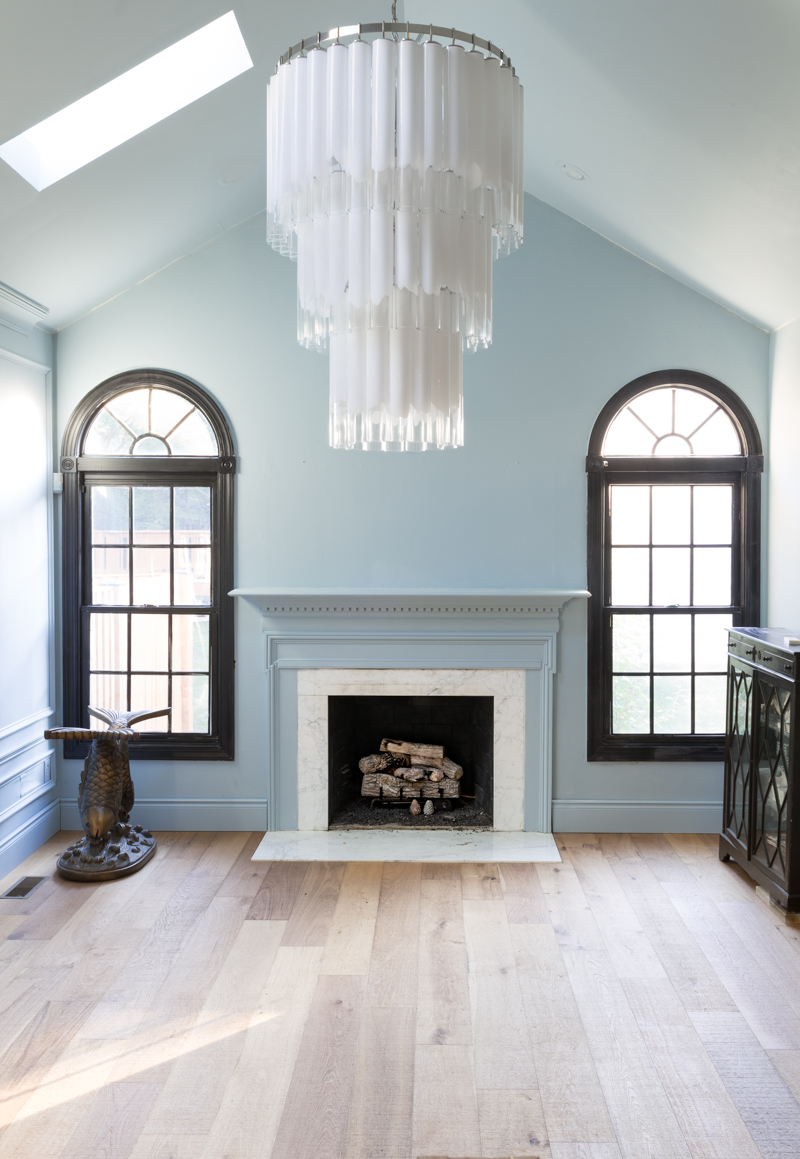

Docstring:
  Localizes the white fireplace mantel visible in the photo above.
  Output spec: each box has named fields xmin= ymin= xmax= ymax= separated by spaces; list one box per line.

xmin=230 ymin=588 xmax=589 ymax=834
xmin=230 ymin=588 xmax=589 ymax=619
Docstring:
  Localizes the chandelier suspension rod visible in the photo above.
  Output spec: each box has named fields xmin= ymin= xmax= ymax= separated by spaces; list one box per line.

xmin=279 ymin=22 xmax=513 ymax=70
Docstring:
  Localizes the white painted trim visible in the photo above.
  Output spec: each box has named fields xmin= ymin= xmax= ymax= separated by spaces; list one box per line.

xmin=0 ymin=743 xmax=53 ymax=788
xmin=552 ymin=798 xmax=723 ymax=833
xmin=0 ymin=799 xmax=60 ymax=879
xmin=0 ymin=281 xmax=49 ymax=335
xmin=0 ymin=345 xmax=51 ymax=373
xmin=0 ymin=778 xmax=56 ymax=827
xmin=0 ymin=706 xmax=54 ymax=742
xmin=60 ymin=798 xmax=268 ymax=832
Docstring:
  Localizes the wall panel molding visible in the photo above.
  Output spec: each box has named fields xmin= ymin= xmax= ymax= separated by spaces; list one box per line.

xmin=0 ymin=799 xmax=60 ymax=879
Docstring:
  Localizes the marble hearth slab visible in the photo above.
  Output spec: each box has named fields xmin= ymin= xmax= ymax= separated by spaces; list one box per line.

xmin=252 ymin=829 xmax=561 ymax=862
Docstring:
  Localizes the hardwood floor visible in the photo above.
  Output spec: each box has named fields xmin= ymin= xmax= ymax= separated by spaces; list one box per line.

xmin=1 ymin=831 xmax=800 ymax=1158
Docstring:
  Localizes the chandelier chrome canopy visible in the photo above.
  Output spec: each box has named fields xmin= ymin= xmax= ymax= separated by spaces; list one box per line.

xmin=266 ymin=16 xmax=524 ymax=450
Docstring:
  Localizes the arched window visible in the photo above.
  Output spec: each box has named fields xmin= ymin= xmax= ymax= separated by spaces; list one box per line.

xmin=61 ymin=371 xmax=235 ymax=760
xmin=587 ymin=370 xmax=762 ymax=762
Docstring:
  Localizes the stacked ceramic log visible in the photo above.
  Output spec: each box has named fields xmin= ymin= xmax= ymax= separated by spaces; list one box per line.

xmin=359 ymin=738 xmax=463 ymax=805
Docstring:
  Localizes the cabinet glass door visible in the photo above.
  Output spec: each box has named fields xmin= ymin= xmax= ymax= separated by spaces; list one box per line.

xmin=752 ymin=676 xmax=791 ymax=878
xmin=725 ymin=664 xmax=753 ymax=846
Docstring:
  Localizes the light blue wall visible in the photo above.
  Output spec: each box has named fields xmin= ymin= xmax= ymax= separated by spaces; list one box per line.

xmin=53 ymin=195 xmax=770 ymax=832
xmin=768 ymin=318 xmax=800 ymax=631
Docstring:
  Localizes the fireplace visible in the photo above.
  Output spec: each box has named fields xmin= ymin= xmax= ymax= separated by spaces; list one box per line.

xmin=328 ymin=695 xmax=494 ymax=827
xmin=229 ymin=588 xmax=589 ymax=833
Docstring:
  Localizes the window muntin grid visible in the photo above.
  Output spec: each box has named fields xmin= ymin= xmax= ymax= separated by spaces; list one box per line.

xmin=83 ymin=387 xmax=218 ymax=456
xmin=602 ymin=386 xmax=742 ymax=457
xmin=609 ymin=483 xmax=734 ymax=735
xmin=87 ymin=484 xmax=212 ymax=734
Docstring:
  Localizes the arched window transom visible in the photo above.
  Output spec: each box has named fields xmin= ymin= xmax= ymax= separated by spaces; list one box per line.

xmin=602 ymin=386 xmax=742 ymax=457
xmin=83 ymin=386 xmax=218 ymax=456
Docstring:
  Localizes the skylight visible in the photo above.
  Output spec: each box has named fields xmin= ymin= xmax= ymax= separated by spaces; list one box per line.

xmin=0 ymin=11 xmax=253 ymax=191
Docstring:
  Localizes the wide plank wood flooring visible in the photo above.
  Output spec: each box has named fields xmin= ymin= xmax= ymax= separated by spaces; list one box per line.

xmin=1 ymin=831 xmax=800 ymax=1158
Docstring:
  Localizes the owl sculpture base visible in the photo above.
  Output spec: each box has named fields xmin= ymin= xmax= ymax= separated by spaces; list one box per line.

xmin=46 ymin=705 xmax=170 ymax=883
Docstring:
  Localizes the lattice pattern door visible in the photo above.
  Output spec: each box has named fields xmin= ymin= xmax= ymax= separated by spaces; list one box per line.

xmin=753 ymin=677 xmax=791 ymax=877
xmin=724 ymin=665 xmax=752 ymax=847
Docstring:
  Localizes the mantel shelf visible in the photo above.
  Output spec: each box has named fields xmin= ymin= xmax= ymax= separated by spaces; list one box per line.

xmin=229 ymin=587 xmax=591 ymax=617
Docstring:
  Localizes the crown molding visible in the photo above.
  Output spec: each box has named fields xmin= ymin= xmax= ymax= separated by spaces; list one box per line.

xmin=0 ymin=281 xmax=50 ymax=335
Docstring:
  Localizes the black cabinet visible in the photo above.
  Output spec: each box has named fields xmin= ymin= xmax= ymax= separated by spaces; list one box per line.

xmin=721 ymin=628 xmax=800 ymax=911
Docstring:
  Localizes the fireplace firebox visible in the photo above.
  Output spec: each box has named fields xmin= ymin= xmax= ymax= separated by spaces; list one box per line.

xmin=328 ymin=695 xmax=493 ymax=827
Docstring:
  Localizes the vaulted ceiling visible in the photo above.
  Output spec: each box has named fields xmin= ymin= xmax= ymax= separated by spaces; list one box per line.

xmin=2 ymin=0 xmax=800 ymax=332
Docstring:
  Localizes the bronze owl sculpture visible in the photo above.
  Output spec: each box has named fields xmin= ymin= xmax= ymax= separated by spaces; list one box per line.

xmin=45 ymin=705 xmax=170 ymax=881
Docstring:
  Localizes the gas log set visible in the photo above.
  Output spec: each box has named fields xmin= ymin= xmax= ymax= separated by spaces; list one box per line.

xmin=359 ymin=738 xmax=463 ymax=816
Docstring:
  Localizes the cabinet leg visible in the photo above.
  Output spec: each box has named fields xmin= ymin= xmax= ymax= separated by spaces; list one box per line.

xmin=719 ymin=851 xmax=732 ymax=862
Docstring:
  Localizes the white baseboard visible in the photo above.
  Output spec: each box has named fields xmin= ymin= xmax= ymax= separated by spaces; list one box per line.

xmin=0 ymin=798 xmax=61 ymax=879
xmin=552 ymin=799 xmax=722 ymax=833
xmin=60 ymin=798 xmax=268 ymax=832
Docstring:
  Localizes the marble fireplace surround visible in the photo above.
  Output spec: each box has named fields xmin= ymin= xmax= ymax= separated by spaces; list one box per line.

xmin=230 ymin=589 xmax=589 ymax=833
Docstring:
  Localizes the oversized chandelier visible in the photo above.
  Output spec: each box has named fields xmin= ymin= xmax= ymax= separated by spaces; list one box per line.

xmin=266 ymin=6 xmax=524 ymax=450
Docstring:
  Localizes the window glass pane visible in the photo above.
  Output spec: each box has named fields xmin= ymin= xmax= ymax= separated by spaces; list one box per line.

xmin=611 ymin=486 xmax=650 ymax=544
xmin=612 ymin=615 xmax=650 ymax=672
xmin=130 ymin=613 xmax=169 ymax=672
xmin=133 ymin=487 xmax=170 ymax=544
xmin=90 ymin=613 xmax=128 ymax=671
xmin=694 ymin=487 xmax=732 ymax=545
xmin=674 ymin=389 xmax=718 ymax=436
xmin=167 ymin=408 xmax=217 ymax=455
xmin=174 ymin=547 xmax=211 ymax=604
xmin=695 ymin=675 xmax=728 ymax=732
xmin=130 ymin=675 xmax=170 ymax=730
xmin=174 ymin=488 xmax=211 ymax=545
xmin=132 ymin=547 xmax=171 ymax=605
xmin=612 ymin=676 xmax=650 ymax=733
xmin=690 ymin=408 xmax=741 ymax=455
xmin=132 ymin=435 xmax=169 ymax=456
xmin=84 ymin=410 xmax=132 ymax=455
xmin=695 ymin=614 xmax=732 ymax=671
xmin=151 ymin=390 xmax=193 ymax=436
xmin=92 ymin=546 xmax=129 ymax=605
xmin=653 ymin=614 xmax=691 ymax=672
xmin=652 ymin=547 xmax=690 ymax=605
xmin=172 ymin=674 xmax=210 ymax=732
xmin=90 ymin=673 xmax=127 ymax=719
xmin=628 ymin=390 xmax=672 ymax=438
xmin=172 ymin=615 xmax=210 ymax=672
xmin=654 ymin=434 xmax=692 ymax=456
xmin=602 ymin=408 xmax=655 ymax=455
xmin=107 ymin=389 xmax=149 ymax=436
xmin=653 ymin=675 xmax=691 ymax=732
xmin=693 ymin=548 xmax=732 ymax=605
xmin=652 ymin=487 xmax=690 ymax=545
xmin=92 ymin=486 xmax=129 ymax=544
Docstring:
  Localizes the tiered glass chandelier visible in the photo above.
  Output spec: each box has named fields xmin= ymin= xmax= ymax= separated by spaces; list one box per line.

xmin=266 ymin=8 xmax=524 ymax=450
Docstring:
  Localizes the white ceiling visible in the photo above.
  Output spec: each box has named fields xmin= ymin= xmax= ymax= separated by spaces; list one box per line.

xmin=2 ymin=0 xmax=800 ymax=332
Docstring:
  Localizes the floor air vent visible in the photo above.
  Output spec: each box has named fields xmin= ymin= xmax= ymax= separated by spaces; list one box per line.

xmin=1 ymin=876 xmax=47 ymax=899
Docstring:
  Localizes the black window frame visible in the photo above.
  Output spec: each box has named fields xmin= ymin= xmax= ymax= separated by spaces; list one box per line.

xmin=61 ymin=369 xmax=235 ymax=761
xmin=587 ymin=369 xmax=762 ymax=762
